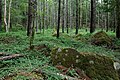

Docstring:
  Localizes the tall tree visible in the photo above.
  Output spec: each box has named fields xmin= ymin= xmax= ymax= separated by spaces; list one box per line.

xmin=42 ymin=0 xmax=45 ymax=33
xmin=76 ymin=0 xmax=79 ymax=34
xmin=8 ymin=0 xmax=12 ymax=31
xmin=90 ymin=0 xmax=96 ymax=33
xmin=116 ymin=0 xmax=120 ymax=38
xmin=57 ymin=0 xmax=61 ymax=38
xmin=62 ymin=0 xmax=65 ymax=33
xmin=28 ymin=0 xmax=37 ymax=49
xmin=0 ymin=0 xmax=2 ymax=31
xmin=80 ymin=0 xmax=83 ymax=27
xmin=4 ymin=0 xmax=8 ymax=32
xmin=106 ymin=0 xmax=109 ymax=32
xmin=66 ymin=0 xmax=69 ymax=33
xmin=27 ymin=0 xmax=32 ymax=36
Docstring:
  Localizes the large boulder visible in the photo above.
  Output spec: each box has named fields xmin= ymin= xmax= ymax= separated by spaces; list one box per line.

xmin=50 ymin=48 xmax=119 ymax=80
xmin=91 ymin=31 xmax=112 ymax=46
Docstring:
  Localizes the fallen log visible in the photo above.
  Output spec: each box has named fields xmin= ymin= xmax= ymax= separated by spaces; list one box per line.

xmin=0 ymin=54 xmax=24 ymax=61
xmin=0 ymin=52 xmax=6 ymax=56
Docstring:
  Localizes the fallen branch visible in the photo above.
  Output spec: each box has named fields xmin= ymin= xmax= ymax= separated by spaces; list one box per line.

xmin=0 ymin=54 xmax=24 ymax=61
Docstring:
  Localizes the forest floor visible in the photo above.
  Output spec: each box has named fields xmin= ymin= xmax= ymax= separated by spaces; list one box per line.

xmin=0 ymin=29 xmax=120 ymax=80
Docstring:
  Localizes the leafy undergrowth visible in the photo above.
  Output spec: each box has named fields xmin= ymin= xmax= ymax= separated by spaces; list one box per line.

xmin=0 ymin=29 xmax=120 ymax=79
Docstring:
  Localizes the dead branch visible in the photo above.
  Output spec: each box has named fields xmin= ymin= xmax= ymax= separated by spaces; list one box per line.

xmin=0 ymin=54 xmax=24 ymax=61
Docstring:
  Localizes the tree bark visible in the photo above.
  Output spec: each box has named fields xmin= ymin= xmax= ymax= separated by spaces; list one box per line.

xmin=116 ymin=0 xmax=120 ymax=38
xmin=66 ymin=0 xmax=69 ymax=33
xmin=0 ymin=0 xmax=2 ymax=31
xmin=80 ymin=0 xmax=83 ymax=27
xmin=42 ymin=0 xmax=45 ymax=33
xmin=8 ymin=0 xmax=12 ymax=31
xmin=57 ymin=0 xmax=61 ymax=38
xmin=4 ymin=0 xmax=8 ymax=32
xmin=62 ymin=0 xmax=65 ymax=33
xmin=76 ymin=0 xmax=79 ymax=34
xmin=27 ymin=0 xmax=32 ymax=36
xmin=90 ymin=0 xmax=96 ymax=33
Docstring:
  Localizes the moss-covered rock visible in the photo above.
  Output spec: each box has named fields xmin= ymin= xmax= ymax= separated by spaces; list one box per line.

xmin=91 ymin=31 xmax=112 ymax=46
xmin=118 ymin=69 xmax=120 ymax=79
xmin=51 ymin=48 xmax=81 ymax=67
xmin=51 ymin=48 xmax=119 ymax=80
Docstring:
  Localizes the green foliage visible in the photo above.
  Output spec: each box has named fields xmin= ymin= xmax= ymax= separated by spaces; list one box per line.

xmin=0 ymin=29 xmax=120 ymax=79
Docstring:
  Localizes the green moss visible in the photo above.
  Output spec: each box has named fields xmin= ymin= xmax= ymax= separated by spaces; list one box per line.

xmin=91 ymin=31 xmax=112 ymax=46
xmin=73 ymin=34 xmax=88 ymax=42
xmin=51 ymin=48 xmax=119 ymax=80
xmin=117 ymin=70 xmax=120 ymax=79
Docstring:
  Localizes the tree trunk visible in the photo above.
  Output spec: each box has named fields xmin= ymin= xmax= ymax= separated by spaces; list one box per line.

xmin=42 ymin=0 xmax=45 ymax=33
xmin=57 ymin=0 xmax=61 ymax=38
xmin=66 ymin=0 xmax=69 ymax=33
xmin=76 ymin=0 xmax=79 ymax=34
xmin=116 ymin=0 xmax=120 ymax=38
xmin=80 ymin=0 xmax=83 ymax=27
xmin=106 ymin=11 xmax=109 ymax=32
xmin=90 ymin=0 xmax=96 ymax=33
xmin=27 ymin=0 xmax=32 ymax=36
xmin=8 ymin=0 xmax=12 ymax=31
xmin=62 ymin=0 xmax=64 ymax=33
xmin=85 ymin=0 xmax=88 ymax=28
xmin=0 ymin=0 xmax=2 ymax=31
xmin=4 ymin=0 xmax=8 ymax=32
xmin=113 ymin=8 xmax=117 ymax=32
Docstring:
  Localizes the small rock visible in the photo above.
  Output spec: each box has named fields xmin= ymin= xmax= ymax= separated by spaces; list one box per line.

xmin=89 ymin=60 xmax=94 ymax=64
xmin=114 ymin=62 xmax=120 ymax=70
xmin=57 ymin=48 xmax=62 ymax=53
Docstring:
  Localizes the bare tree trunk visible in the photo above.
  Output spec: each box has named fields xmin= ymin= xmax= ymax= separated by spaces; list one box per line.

xmin=66 ymin=0 xmax=69 ymax=33
xmin=90 ymin=0 xmax=96 ymax=33
xmin=113 ymin=8 xmax=117 ymax=32
xmin=0 ymin=0 xmax=2 ymax=31
xmin=85 ymin=0 xmax=88 ymax=28
xmin=4 ymin=0 xmax=8 ymax=32
xmin=57 ymin=0 xmax=61 ymax=38
xmin=116 ymin=0 xmax=120 ymax=38
xmin=27 ymin=0 xmax=32 ymax=36
xmin=8 ymin=0 xmax=12 ymax=31
xmin=42 ymin=0 xmax=45 ymax=33
xmin=106 ymin=12 xmax=109 ymax=32
xmin=76 ymin=0 xmax=79 ymax=34
xmin=80 ymin=0 xmax=82 ymax=27
xmin=62 ymin=0 xmax=65 ymax=33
